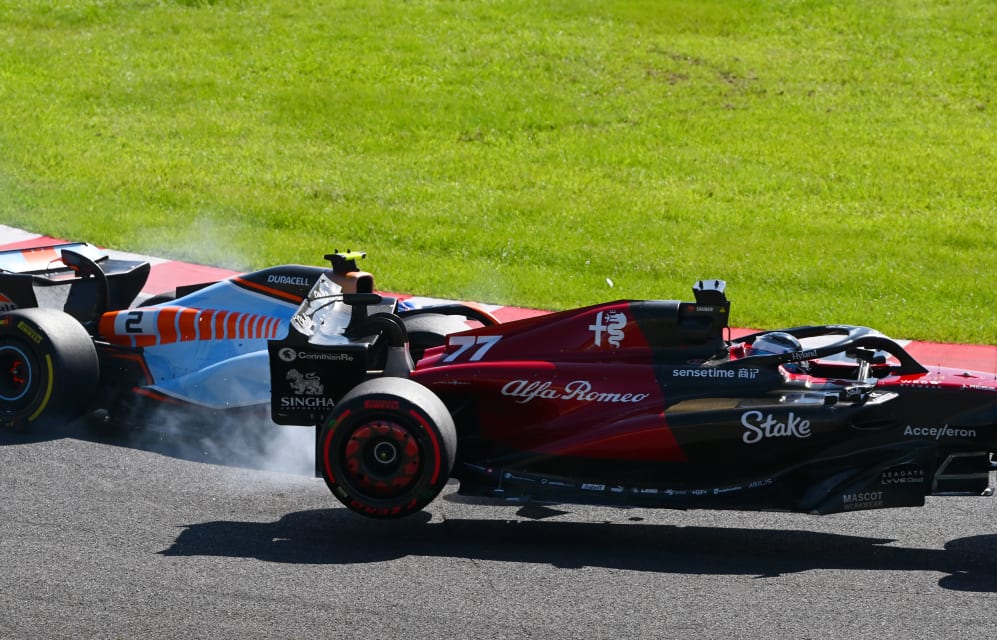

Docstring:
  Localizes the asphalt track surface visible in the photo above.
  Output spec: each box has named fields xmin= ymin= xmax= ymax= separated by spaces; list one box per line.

xmin=3 ymin=415 xmax=997 ymax=640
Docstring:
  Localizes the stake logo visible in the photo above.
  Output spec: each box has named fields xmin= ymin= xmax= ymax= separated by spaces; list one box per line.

xmin=741 ymin=410 xmax=812 ymax=444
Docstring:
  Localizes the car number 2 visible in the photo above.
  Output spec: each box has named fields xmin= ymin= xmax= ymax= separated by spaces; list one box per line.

xmin=116 ymin=310 xmax=156 ymax=335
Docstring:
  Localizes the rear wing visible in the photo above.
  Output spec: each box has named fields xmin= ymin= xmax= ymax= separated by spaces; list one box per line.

xmin=0 ymin=242 xmax=109 ymax=275
xmin=0 ymin=242 xmax=150 ymax=323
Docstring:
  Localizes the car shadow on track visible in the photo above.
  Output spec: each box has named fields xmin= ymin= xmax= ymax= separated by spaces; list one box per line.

xmin=159 ymin=507 xmax=997 ymax=593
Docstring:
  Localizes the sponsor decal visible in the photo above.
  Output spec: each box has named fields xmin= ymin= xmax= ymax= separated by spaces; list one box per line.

xmin=672 ymin=368 xmax=735 ymax=379
xmin=713 ymin=486 xmax=742 ymax=495
xmin=266 ymin=274 xmax=312 ymax=287
xmin=903 ymin=424 xmax=977 ymax=440
xmin=539 ymin=478 xmax=576 ymax=488
xmin=280 ymin=396 xmax=336 ymax=409
xmin=881 ymin=468 xmax=925 ymax=485
xmin=364 ymin=399 xmax=400 ymax=410
xmin=278 ymin=346 xmax=356 ymax=363
xmin=286 ymin=369 xmax=323 ymax=395
xmin=788 ymin=349 xmax=818 ymax=362
xmin=741 ymin=410 xmax=812 ymax=444
xmin=685 ymin=304 xmax=728 ymax=314
xmin=588 ymin=310 xmax=627 ymax=348
xmin=581 ymin=483 xmax=606 ymax=491
xmin=0 ymin=294 xmax=16 ymax=312
xmin=899 ymin=379 xmax=942 ymax=389
xmin=842 ymin=491 xmax=884 ymax=511
xmin=17 ymin=321 xmax=43 ymax=345
xmin=962 ymin=384 xmax=997 ymax=393
xmin=500 ymin=379 xmax=650 ymax=405
xmin=296 ymin=351 xmax=355 ymax=362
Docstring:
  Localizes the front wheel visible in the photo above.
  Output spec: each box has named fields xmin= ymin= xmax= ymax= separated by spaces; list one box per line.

xmin=318 ymin=377 xmax=456 ymax=518
xmin=0 ymin=308 xmax=99 ymax=430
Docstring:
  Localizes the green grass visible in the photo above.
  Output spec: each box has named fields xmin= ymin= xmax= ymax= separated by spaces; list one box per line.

xmin=1 ymin=0 xmax=994 ymax=343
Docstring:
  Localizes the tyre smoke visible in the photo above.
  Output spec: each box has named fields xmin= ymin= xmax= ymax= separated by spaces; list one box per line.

xmin=102 ymin=401 xmax=316 ymax=478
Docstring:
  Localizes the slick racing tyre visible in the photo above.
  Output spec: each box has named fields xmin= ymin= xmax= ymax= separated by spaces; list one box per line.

xmin=0 ymin=308 xmax=99 ymax=431
xmin=137 ymin=292 xmax=176 ymax=307
xmin=318 ymin=377 xmax=457 ymax=519
xmin=401 ymin=313 xmax=468 ymax=362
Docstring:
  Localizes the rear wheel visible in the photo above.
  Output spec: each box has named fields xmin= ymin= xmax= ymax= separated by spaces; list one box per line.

xmin=138 ymin=292 xmax=176 ymax=307
xmin=402 ymin=312 xmax=469 ymax=362
xmin=0 ymin=308 xmax=99 ymax=430
xmin=318 ymin=377 xmax=456 ymax=518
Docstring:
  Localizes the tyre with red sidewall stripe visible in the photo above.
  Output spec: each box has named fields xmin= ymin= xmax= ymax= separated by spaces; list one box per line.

xmin=0 ymin=308 xmax=99 ymax=430
xmin=318 ymin=377 xmax=456 ymax=519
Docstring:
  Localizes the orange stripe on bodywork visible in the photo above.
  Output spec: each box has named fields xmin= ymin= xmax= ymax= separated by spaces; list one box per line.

xmin=196 ymin=310 xmax=214 ymax=341
xmin=97 ymin=314 xmax=128 ymax=345
xmin=214 ymin=311 xmax=227 ymax=340
xmin=233 ymin=276 xmax=304 ymax=303
xmin=178 ymin=308 xmax=198 ymax=341
xmin=251 ymin=314 xmax=265 ymax=338
xmin=133 ymin=333 xmax=158 ymax=347
xmin=99 ymin=306 xmax=282 ymax=347
xmin=226 ymin=312 xmax=240 ymax=340
xmin=157 ymin=308 xmax=179 ymax=344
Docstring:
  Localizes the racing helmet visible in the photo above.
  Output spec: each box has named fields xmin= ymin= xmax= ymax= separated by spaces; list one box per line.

xmin=751 ymin=331 xmax=809 ymax=373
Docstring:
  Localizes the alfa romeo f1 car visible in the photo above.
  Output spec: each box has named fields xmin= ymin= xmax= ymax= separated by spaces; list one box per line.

xmin=267 ymin=277 xmax=996 ymax=519
xmin=3 ymin=242 xmax=996 ymax=522
xmin=0 ymin=242 xmax=481 ymax=432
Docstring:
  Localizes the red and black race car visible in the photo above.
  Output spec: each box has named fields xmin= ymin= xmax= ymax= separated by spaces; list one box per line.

xmin=4 ymin=243 xmax=995 ymax=521
xmin=270 ymin=279 xmax=997 ymax=519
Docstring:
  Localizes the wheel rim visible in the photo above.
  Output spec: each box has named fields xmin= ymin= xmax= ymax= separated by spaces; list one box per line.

xmin=0 ymin=345 xmax=32 ymax=402
xmin=343 ymin=420 xmax=421 ymax=498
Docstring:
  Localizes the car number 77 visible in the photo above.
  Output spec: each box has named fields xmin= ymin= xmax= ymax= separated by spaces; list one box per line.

xmin=442 ymin=335 xmax=502 ymax=363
